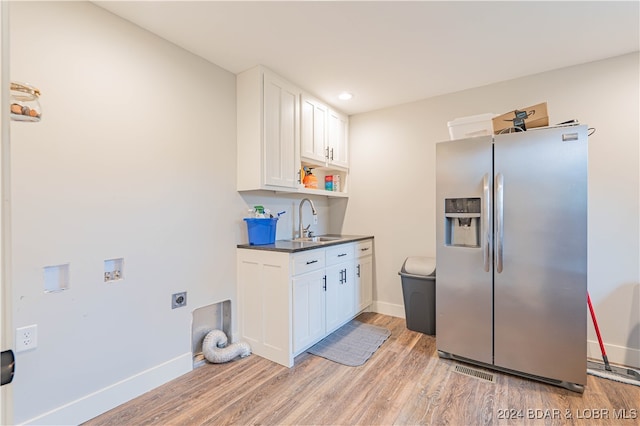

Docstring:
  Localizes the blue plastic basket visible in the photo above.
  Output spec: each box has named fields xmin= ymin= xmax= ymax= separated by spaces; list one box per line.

xmin=244 ymin=218 xmax=278 ymax=245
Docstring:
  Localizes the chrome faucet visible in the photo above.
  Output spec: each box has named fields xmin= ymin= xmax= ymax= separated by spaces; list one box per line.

xmin=298 ymin=198 xmax=318 ymax=239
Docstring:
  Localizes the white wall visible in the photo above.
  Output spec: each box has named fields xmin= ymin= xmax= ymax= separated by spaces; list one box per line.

xmin=8 ymin=2 xmax=336 ymax=423
xmin=239 ymin=191 xmax=332 ymax=243
xmin=344 ymin=52 xmax=640 ymax=368
xmin=8 ymin=2 xmax=247 ymax=424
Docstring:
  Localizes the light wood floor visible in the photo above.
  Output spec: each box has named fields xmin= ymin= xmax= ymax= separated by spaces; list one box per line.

xmin=85 ymin=312 xmax=640 ymax=425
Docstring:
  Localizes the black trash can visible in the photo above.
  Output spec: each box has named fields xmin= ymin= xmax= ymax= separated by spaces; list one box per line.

xmin=399 ymin=256 xmax=436 ymax=335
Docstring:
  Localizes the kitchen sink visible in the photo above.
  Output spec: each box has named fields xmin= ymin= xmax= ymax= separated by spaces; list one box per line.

xmin=288 ymin=235 xmax=346 ymax=244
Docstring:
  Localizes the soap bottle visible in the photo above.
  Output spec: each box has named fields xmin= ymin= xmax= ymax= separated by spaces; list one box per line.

xmin=303 ymin=168 xmax=318 ymax=189
xmin=254 ymin=205 xmax=266 ymax=218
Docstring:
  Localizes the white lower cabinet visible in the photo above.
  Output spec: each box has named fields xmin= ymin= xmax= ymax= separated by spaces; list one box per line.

xmin=355 ymin=239 xmax=374 ymax=312
xmin=292 ymin=249 xmax=326 ymax=354
xmin=324 ymin=244 xmax=355 ymax=333
xmin=293 ymin=270 xmax=326 ymax=353
xmin=237 ymin=238 xmax=373 ymax=367
xmin=236 ymin=249 xmax=293 ymax=367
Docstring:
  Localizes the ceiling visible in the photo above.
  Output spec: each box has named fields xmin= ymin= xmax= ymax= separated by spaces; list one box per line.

xmin=94 ymin=1 xmax=639 ymax=115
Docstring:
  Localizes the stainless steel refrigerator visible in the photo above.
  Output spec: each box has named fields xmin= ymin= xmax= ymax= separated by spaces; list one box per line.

xmin=435 ymin=124 xmax=588 ymax=392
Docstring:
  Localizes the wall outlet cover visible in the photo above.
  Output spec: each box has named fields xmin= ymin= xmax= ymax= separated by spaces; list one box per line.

xmin=172 ymin=292 xmax=187 ymax=309
xmin=15 ymin=325 xmax=38 ymax=352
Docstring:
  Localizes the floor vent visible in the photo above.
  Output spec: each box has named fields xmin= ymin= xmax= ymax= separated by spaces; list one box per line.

xmin=453 ymin=364 xmax=496 ymax=383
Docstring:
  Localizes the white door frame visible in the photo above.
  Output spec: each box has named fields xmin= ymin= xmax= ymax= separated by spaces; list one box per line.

xmin=1 ymin=1 xmax=14 ymax=424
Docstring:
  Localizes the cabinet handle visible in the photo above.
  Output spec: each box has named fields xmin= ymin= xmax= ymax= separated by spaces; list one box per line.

xmin=360 ymin=247 xmax=370 ymax=252
xmin=342 ymin=269 xmax=347 ymax=283
xmin=306 ymin=259 xmax=318 ymax=265
xmin=330 ymin=148 xmax=334 ymax=160
xmin=338 ymin=253 xmax=347 ymax=257
xmin=357 ymin=264 xmax=361 ymax=277
xmin=325 ymin=147 xmax=330 ymax=160
xmin=323 ymin=275 xmax=327 ymax=291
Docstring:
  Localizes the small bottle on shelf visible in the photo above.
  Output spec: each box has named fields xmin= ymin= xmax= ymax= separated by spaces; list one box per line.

xmin=325 ymin=175 xmax=333 ymax=191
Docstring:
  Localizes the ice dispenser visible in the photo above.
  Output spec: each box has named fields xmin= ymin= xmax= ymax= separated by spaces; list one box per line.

xmin=445 ymin=198 xmax=481 ymax=247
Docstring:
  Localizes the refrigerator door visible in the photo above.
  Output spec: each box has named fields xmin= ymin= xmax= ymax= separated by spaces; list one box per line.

xmin=436 ymin=136 xmax=493 ymax=364
xmin=493 ymin=125 xmax=587 ymax=385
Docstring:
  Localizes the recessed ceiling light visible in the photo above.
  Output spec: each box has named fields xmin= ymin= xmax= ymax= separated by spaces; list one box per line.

xmin=338 ymin=92 xmax=353 ymax=101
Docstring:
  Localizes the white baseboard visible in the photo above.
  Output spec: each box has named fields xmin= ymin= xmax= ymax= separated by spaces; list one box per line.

xmin=22 ymin=352 xmax=192 ymax=426
xmin=371 ymin=300 xmax=405 ymax=319
xmin=588 ymin=340 xmax=640 ymax=369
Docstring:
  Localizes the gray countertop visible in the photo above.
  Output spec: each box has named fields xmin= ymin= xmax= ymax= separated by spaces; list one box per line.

xmin=237 ymin=235 xmax=374 ymax=253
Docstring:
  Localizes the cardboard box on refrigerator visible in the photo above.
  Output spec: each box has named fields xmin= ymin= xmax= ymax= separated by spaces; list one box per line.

xmin=492 ymin=102 xmax=549 ymax=134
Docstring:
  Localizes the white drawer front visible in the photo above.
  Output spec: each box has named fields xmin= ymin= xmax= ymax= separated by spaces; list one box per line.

xmin=356 ymin=239 xmax=373 ymax=258
xmin=325 ymin=243 xmax=354 ymax=265
xmin=292 ymin=249 xmax=326 ymax=275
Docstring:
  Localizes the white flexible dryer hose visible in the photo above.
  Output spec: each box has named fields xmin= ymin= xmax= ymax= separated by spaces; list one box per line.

xmin=202 ymin=329 xmax=251 ymax=364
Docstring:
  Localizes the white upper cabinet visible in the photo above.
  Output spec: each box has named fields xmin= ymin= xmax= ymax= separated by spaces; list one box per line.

xmin=237 ymin=66 xmax=301 ymax=190
xmin=300 ymin=93 xmax=349 ymax=170
xmin=300 ymin=94 xmax=329 ymax=165
xmin=327 ymin=108 xmax=349 ymax=169
xmin=237 ymin=65 xmax=348 ymax=197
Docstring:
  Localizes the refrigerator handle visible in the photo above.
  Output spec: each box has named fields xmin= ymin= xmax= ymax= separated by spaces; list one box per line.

xmin=495 ymin=172 xmax=504 ymax=273
xmin=483 ymin=173 xmax=492 ymax=272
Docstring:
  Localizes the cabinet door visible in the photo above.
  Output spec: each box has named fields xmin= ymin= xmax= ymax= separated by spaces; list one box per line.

xmin=355 ymin=240 xmax=373 ymax=313
xmin=327 ymin=109 xmax=349 ymax=169
xmin=264 ymin=73 xmax=300 ymax=188
xmin=300 ymin=95 xmax=328 ymax=164
xmin=355 ymin=255 xmax=373 ymax=313
xmin=237 ymin=249 xmax=293 ymax=367
xmin=341 ymin=262 xmax=356 ymax=327
xmin=325 ymin=261 xmax=355 ymax=333
xmin=293 ymin=269 xmax=326 ymax=354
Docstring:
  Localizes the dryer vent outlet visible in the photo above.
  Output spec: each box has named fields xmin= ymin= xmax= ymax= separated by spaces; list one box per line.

xmin=172 ymin=292 xmax=187 ymax=309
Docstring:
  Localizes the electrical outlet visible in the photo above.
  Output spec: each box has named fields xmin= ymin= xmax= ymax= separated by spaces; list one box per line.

xmin=15 ymin=325 xmax=38 ymax=352
xmin=172 ymin=292 xmax=187 ymax=309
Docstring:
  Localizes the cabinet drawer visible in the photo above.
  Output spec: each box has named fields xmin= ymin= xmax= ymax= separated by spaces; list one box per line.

xmin=292 ymin=249 xmax=326 ymax=275
xmin=325 ymin=243 xmax=354 ymax=265
xmin=356 ymin=239 xmax=373 ymax=258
